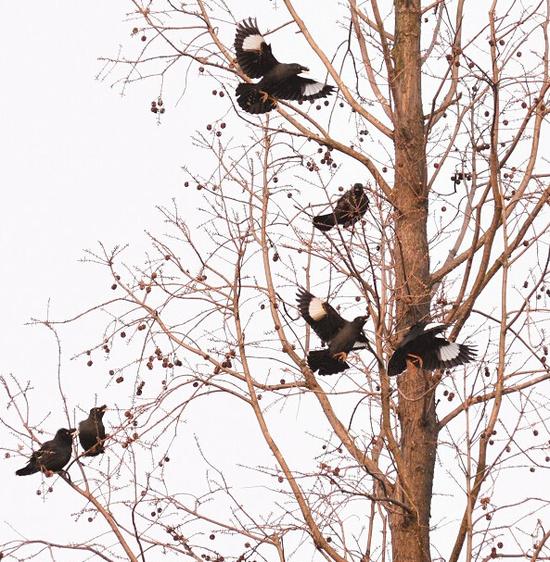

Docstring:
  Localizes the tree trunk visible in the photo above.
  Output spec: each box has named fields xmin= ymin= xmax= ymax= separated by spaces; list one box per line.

xmin=390 ymin=1 xmax=437 ymax=561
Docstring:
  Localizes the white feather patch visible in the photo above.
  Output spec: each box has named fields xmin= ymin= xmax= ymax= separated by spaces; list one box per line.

xmin=302 ymin=82 xmax=324 ymax=97
xmin=308 ymin=297 xmax=326 ymax=321
xmin=438 ymin=342 xmax=460 ymax=362
xmin=424 ymin=322 xmax=446 ymax=332
xmin=242 ymin=34 xmax=264 ymax=51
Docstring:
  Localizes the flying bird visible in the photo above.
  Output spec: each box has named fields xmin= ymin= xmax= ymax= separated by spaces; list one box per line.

xmin=15 ymin=428 xmax=76 ymax=477
xmin=78 ymin=405 xmax=107 ymax=456
xmin=387 ymin=322 xmax=477 ymax=376
xmin=313 ymin=183 xmax=369 ymax=232
xmin=297 ymin=288 xmax=369 ymax=375
xmin=234 ymin=18 xmax=335 ymax=114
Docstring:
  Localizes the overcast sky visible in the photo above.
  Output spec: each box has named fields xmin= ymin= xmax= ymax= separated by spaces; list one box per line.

xmin=1 ymin=4 xmax=190 ymax=372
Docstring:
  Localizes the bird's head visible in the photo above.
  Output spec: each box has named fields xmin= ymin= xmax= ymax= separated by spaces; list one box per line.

xmin=352 ymin=315 xmax=369 ymax=328
xmin=288 ymin=63 xmax=309 ymax=75
xmin=57 ymin=428 xmax=78 ymax=441
xmin=352 ymin=183 xmax=364 ymax=193
xmin=90 ymin=405 xmax=107 ymax=419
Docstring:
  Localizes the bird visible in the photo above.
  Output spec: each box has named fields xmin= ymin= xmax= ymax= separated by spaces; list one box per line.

xmin=234 ymin=18 xmax=335 ymax=114
xmin=15 ymin=428 xmax=77 ymax=476
xmin=313 ymin=183 xmax=369 ymax=232
xmin=78 ymin=405 xmax=107 ymax=456
xmin=296 ymin=288 xmax=369 ymax=375
xmin=387 ymin=322 xmax=477 ymax=376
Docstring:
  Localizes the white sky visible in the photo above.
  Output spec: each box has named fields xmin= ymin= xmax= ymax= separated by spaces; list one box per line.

xmin=0 ymin=4 xmax=191 ymax=371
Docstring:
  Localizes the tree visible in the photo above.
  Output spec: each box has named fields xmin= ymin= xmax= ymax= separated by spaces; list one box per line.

xmin=2 ymin=1 xmax=550 ymax=561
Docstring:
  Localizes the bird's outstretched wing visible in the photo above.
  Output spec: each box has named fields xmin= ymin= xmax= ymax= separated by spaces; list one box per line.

xmin=235 ymin=18 xmax=279 ymax=78
xmin=423 ymin=341 xmax=477 ymax=371
xmin=296 ymin=288 xmax=345 ymax=343
xmin=270 ymin=77 xmax=335 ymax=101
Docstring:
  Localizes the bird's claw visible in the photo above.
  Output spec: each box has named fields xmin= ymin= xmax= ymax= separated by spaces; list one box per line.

xmin=407 ymin=353 xmax=424 ymax=370
xmin=333 ymin=352 xmax=348 ymax=362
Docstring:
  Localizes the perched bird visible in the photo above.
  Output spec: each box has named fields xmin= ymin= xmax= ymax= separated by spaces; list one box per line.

xmin=387 ymin=322 xmax=477 ymax=376
xmin=78 ymin=405 xmax=107 ymax=456
xmin=234 ymin=18 xmax=335 ymax=114
xmin=313 ymin=183 xmax=369 ymax=232
xmin=297 ymin=288 xmax=369 ymax=375
xmin=15 ymin=428 xmax=76 ymax=476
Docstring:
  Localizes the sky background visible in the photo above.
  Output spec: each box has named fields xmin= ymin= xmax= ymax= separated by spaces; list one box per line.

xmin=1 ymin=3 xmax=192 ymax=373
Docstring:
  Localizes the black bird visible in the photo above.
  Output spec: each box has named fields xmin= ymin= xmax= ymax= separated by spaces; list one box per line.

xmin=313 ymin=183 xmax=369 ymax=232
xmin=387 ymin=322 xmax=477 ymax=376
xmin=234 ymin=18 xmax=335 ymax=114
xmin=15 ymin=428 xmax=76 ymax=476
xmin=78 ymin=405 xmax=107 ymax=456
xmin=297 ymin=288 xmax=369 ymax=375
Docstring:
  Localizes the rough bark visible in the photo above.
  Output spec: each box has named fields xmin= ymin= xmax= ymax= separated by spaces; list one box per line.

xmin=390 ymin=1 xmax=437 ymax=561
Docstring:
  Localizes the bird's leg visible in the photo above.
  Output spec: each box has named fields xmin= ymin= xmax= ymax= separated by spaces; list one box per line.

xmin=333 ymin=351 xmax=348 ymax=362
xmin=259 ymin=90 xmax=277 ymax=107
xmin=406 ymin=353 xmax=424 ymax=370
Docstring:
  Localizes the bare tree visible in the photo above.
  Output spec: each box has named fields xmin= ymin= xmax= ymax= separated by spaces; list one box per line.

xmin=2 ymin=1 xmax=550 ymax=562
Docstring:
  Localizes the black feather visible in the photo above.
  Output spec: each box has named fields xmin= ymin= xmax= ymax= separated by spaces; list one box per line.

xmin=236 ymin=83 xmax=278 ymax=114
xmin=297 ymin=287 xmax=369 ymax=375
xmin=313 ymin=183 xmax=369 ymax=232
xmin=388 ymin=323 xmax=477 ymax=376
xmin=79 ymin=406 xmax=107 ymax=457
xmin=234 ymin=18 xmax=334 ymax=114
xmin=234 ymin=18 xmax=279 ymax=78
xmin=307 ymin=350 xmax=349 ymax=376
xmin=16 ymin=428 xmax=76 ymax=476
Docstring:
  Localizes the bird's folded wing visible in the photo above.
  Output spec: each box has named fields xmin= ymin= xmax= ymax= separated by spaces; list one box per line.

xmin=35 ymin=447 xmax=56 ymax=462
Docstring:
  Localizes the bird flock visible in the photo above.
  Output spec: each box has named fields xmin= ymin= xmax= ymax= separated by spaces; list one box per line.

xmin=14 ymin=18 xmax=477 ymax=481
xmin=15 ymin=406 xmax=107 ymax=477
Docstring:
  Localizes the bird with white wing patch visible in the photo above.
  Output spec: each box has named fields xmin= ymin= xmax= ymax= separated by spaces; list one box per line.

xmin=387 ymin=322 xmax=477 ymax=377
xmin=234 ymin=18 xmax=335 ymax=114
xmin=296 ymin=288 xmax=370 ymax=376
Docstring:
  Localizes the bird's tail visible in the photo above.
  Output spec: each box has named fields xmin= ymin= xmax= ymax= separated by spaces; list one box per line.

xmin=307 ymin=350 xmax=349 ymax=376
xmin=236 ymin=83 xmax=276 ymax=114
xmin=313 ymin=213 xmax=336 ymax=232
xmin=15 ymin=463 xmax=38 ymax=476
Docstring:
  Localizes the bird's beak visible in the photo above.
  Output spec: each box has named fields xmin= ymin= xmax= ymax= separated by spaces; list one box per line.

xmin=100 ymin=405 xmax=107 ymax=412
xmin=300 ymin=66 xmax=309 ymax=73
xmin=69 ymin=428 xmax=78 ymax=436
